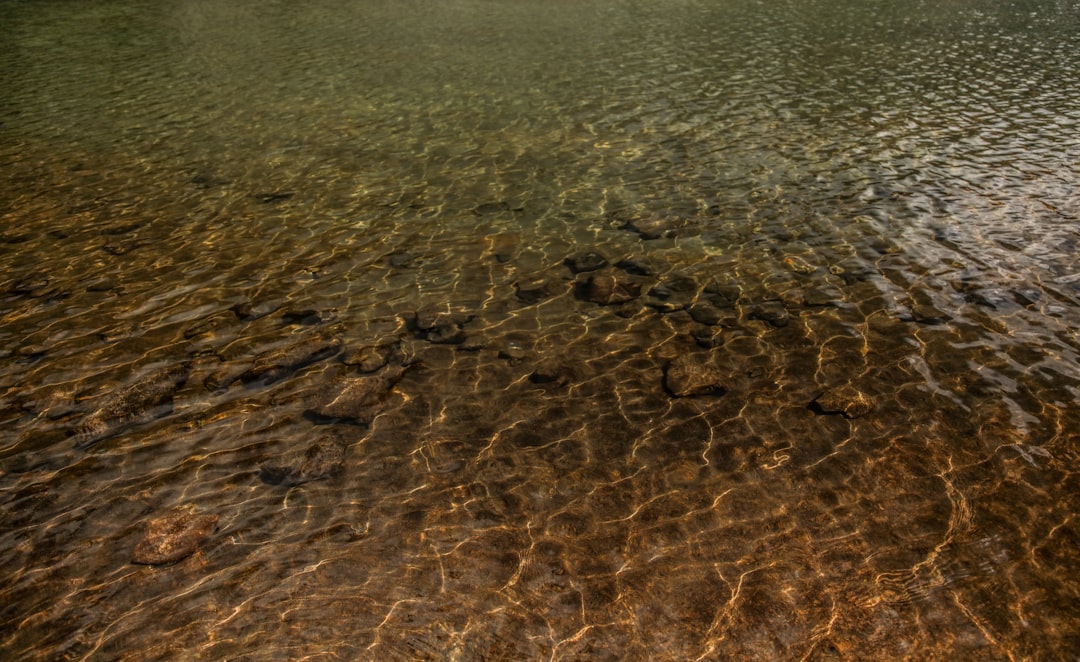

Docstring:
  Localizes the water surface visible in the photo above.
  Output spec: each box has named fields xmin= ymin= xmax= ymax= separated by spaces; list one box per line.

xmin=1 ymin=0 xmax=1079 ymax=659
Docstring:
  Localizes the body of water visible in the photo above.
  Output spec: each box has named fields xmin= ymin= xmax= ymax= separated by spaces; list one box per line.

xmin=1 ymin=0 xmax=1078 ymax=659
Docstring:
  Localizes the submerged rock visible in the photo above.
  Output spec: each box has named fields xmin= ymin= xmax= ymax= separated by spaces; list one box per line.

xmin=256 ymin=191 xmax=293 ymax=204
xmin=182 ymin=315 xmax=223 ymax=341
xmin=340 ymin=341 xmax=402 ymax=373
xmin=691 ymin=324 xmax=725 ymax=349
xmin=905 ymin=305 xmax=949 ymax=326
xmin=98 ymin=322 xmax=141 ymax=343
xmin=664 ymin=354 xmax=727 ymax=397
xmin=74 ymin=362 xmax=192 ymax=448
xmin=529 ymin=359 xmax=577 ymax=387
xmin=281 ymin=308 xmax=337 ymax=326
xmin=19 ymin=386 xmax=79 ymax=420
xmin=576 ymin=273 xmax=641 ymax=305
xmin=702 ymin=281 xmax=741 ymax=308
xmin=801 ymin=287 xmax=843 ymax=308
xmin=259 ymin=436 xmax=346 ymax=487
xmin=748 ymin=302 xmax=790 ymax=327
xmin=1012 ymin=288 xmax=1042 ymax=308
xmin=811 ymin=385 xmax=874 ymax=419
xmin=231 ymin=300 xmax=281 ymax=321
xmin=564 ymin=251 xmax=609 ymax=274
xmin=407 ymin=309 xmax=473 ymax=344
xmin=132 ymin=508 xmax=218 ymax=565
xmin=102 ymin=239 xmax=150 ymax=256
xmin=688 ymin=302 xmax=727 ymax=326
xmin=473 ymin=200 xmax=522 ymax=215
xmin=622 ymin=216 xmax=679 ymax=240
xmin=514 ymin=278 xmax=564 ymax=304
xmin=783 ymin=255 xmax=817 ymax=275
xmin=9 ymin=274 xmax=60 ymax=298
xmin=484 ymin=232 xmax=520 ymax=263
xmin=306 ymin=365 xmax=407 ymax=424
xmin=17 ymin=344 xmax=47 ymax=360
xmin=386 ymin=251 xmax=415 ymax=268
xmin=0 ymin=230 xmax=29 ymax=244
xmin=646 ymin=275 xmax=698 ymax=312
xmin=241 ymin=333 xmax=342 ymax=384
xmin=614 ymin=258 xmax=657 ymax=277
xmin=82 ymin=274 xmax=117 ymax=292
xmin=203 ymin=362 xmax=250 ymax=392
xmin=497 ymin=343 xmax=528 ymax=364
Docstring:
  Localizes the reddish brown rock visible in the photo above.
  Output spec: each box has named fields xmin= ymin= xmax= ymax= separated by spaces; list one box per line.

xmin=132 ymin=509 xmax=218 ymax=565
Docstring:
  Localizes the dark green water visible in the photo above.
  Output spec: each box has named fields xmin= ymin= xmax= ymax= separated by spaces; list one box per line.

xmin=1 ymin=0 xmax=1078 ymax=659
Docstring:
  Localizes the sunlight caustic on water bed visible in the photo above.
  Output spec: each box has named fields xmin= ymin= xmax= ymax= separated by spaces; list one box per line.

xmin=1 ymin=0 xmax=1078 ymax=659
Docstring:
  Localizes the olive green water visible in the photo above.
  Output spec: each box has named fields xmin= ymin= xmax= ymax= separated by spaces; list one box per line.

xmin=1 ymin=0 xmax=1078 ymax=659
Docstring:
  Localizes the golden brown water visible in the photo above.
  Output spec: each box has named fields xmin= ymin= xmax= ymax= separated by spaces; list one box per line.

xmin=1 ymin=0 xmax=1078 ymax=659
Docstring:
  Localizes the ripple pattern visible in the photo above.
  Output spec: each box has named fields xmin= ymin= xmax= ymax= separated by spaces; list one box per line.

xmin=1 ymin=0 xmax=1078 ymax=659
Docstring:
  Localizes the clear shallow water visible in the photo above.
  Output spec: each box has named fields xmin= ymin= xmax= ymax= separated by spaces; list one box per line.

xmin=1 ymin=0 xmax=1078 ymax=658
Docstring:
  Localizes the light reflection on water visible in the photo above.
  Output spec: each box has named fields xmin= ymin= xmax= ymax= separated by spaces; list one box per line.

xmin=1 ymin=0 xmax=1078 ymax=659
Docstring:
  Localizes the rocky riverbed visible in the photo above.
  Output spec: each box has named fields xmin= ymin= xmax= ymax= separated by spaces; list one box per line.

xmin=2 ymin=0 xmax=1078 ymax=658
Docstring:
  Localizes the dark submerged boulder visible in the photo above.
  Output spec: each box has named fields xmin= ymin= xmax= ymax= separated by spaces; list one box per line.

xmin=576 ymin=273 xmax=641 ymax=305
xmin=564 ymin=251 xmax=609 ymax=274
xmin=688 ymin=302 xmax=727 ymax=326
xmin=646 ymin=275 xmax=698 ymax=313
xmin=259 ymin=436 xmax=347 ymax=487
xmin=281 ymin=308 xmax=337 ymax=326
xmin=407 ymin=309 xmax=474 ymax=344
xmin=529 ymin=359 xmax=578 ymax=387
xmin=614 ymin=257 xmax=657 ymax=277
xmin=748 ymin=302 xmax=790 ymax=328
